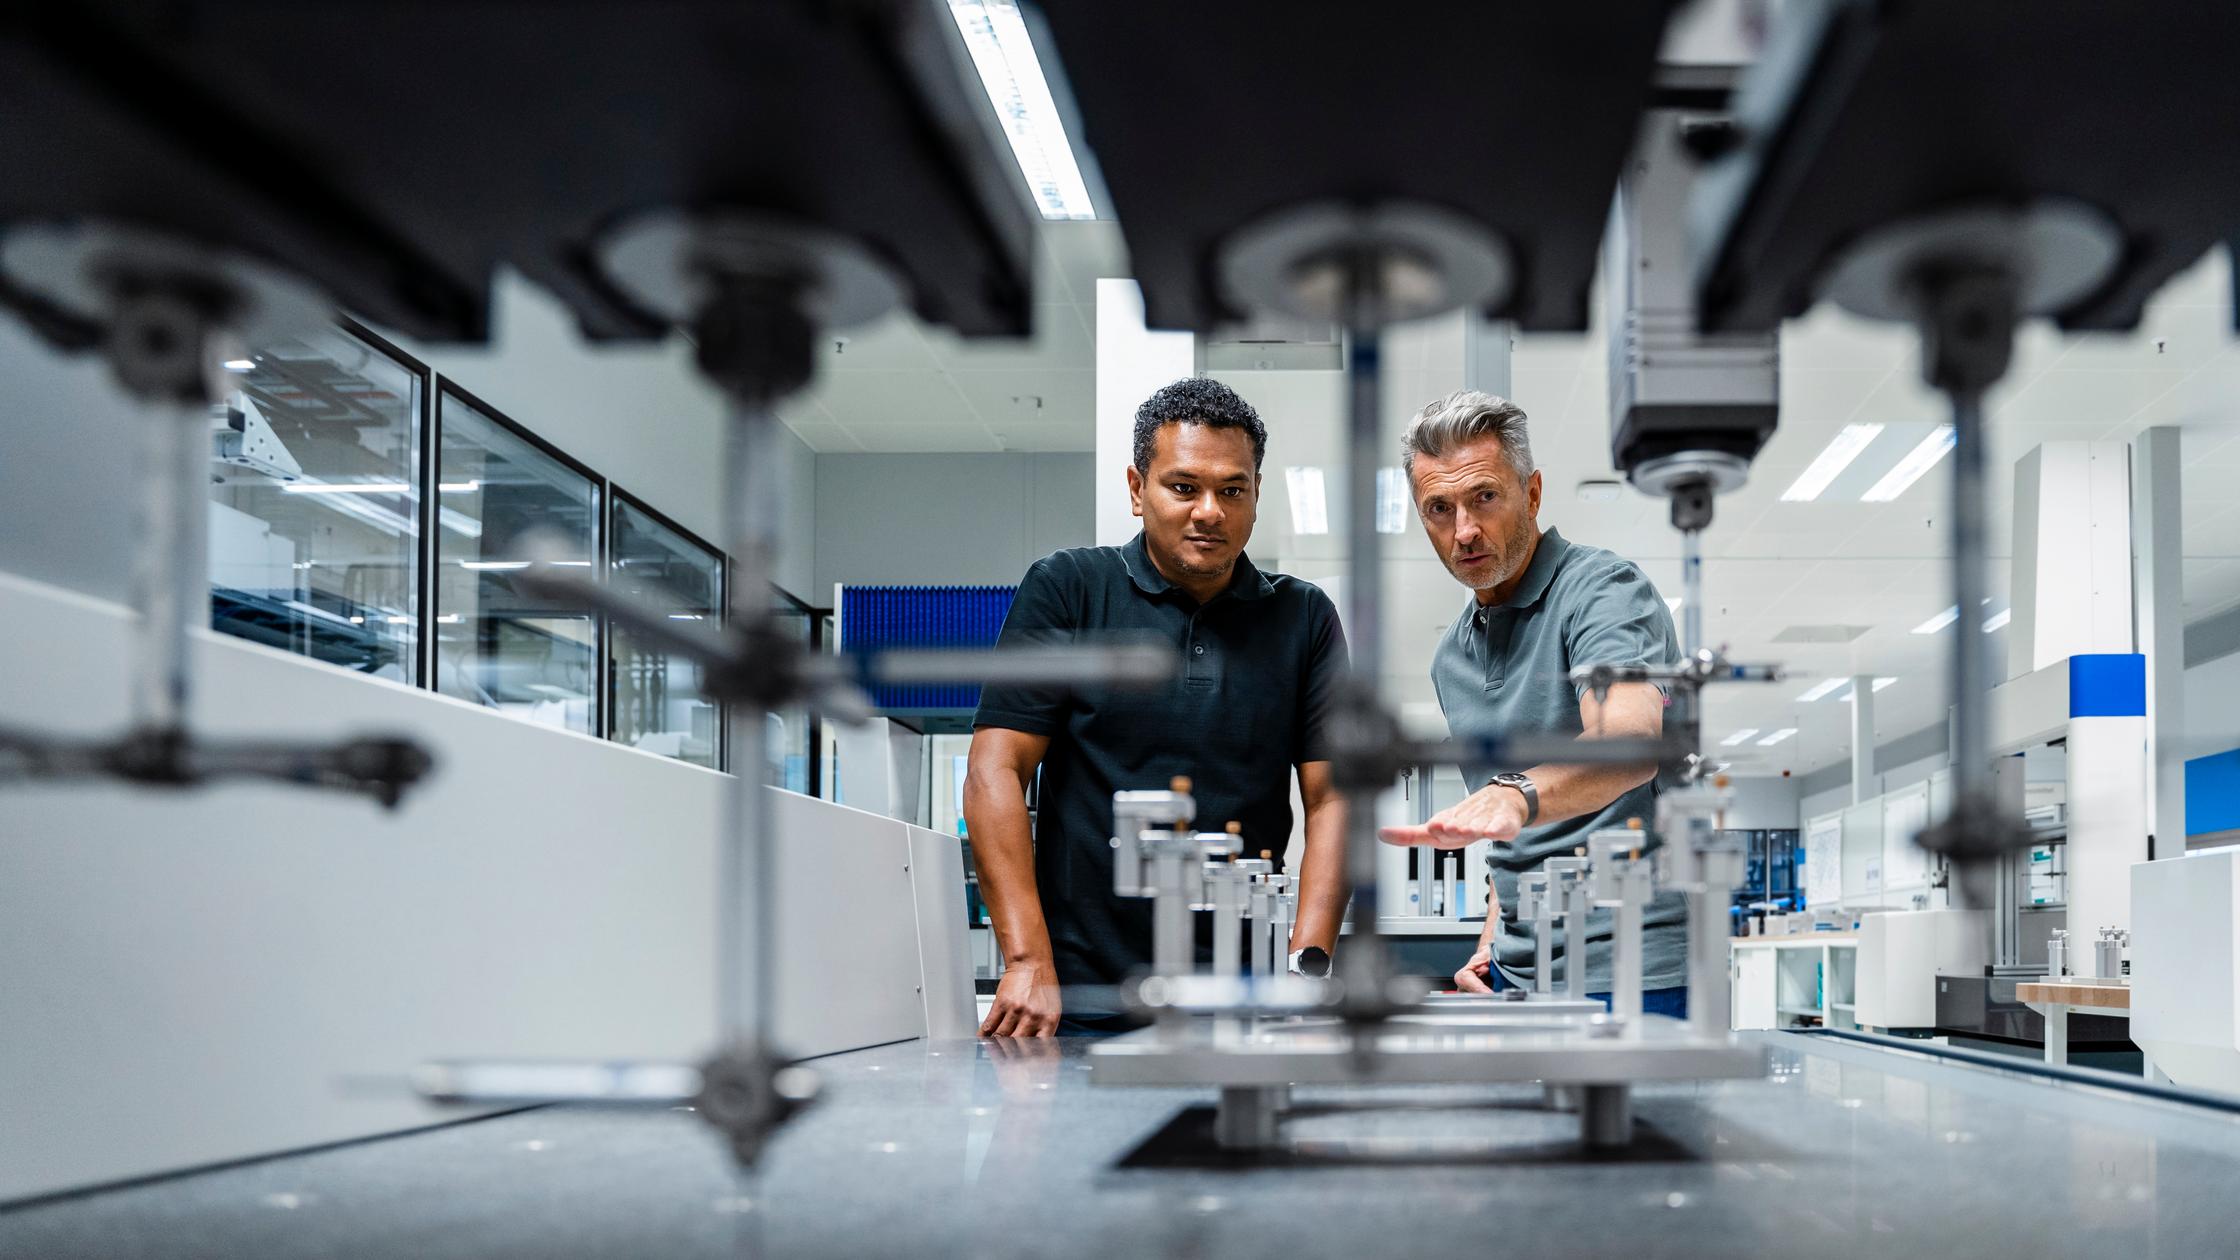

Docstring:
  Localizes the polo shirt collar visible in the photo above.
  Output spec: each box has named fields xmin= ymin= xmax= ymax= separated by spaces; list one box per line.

xmin=1122 ymin=531 xmax=1276 ymax=602
xmin=1497 ymin=526 xmax=1569 ymax=610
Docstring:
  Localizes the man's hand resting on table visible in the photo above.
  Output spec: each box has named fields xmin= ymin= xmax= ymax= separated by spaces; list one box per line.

xmin=1453 ymin=941 xmax=1495 ymax=994
xmin=979 ymin=958 xmax=1062 ymax=1038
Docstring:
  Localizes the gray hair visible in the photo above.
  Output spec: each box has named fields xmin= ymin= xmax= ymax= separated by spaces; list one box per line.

xmin=1400 ymin=390 xmax=1534 ymax=484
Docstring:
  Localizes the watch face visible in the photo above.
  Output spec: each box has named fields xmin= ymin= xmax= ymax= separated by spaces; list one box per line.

xmin=1294 ymin=946 xmax=1332 ymax=978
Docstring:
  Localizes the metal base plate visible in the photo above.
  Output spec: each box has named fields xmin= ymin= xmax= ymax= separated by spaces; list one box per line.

xmin=1089 ymin=1013 xmax=1767 ymax=1088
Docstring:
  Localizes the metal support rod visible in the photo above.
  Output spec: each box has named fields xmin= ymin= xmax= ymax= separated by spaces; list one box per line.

xmin=133 ymin=396 xmax=210 ymax=730
xmin=1613 ymin=895 xmax=1643 ymax=1026
xmin=1336 ymin=264 xmax=1391 ymax=1010
xmin=1211 ymin=870 xmax=1242 ymax=977
xmin=1686 ymin=888 xmax=1727 ymax=1036
xmin=1672 ymin=526 xmax=1705 ymax=749
xmin=1152 ymin=852 xmax=1193 ymax=979
xmin=1580 ymin=1084 xmax=1632 ymax=1148
xmin=1214 ymin=1086 xmax=1282 ymax=1150
xmin=1947 ymin=387 xmax=1995 ymax=908
xmin=1534 ymin=905 xmax=1554 ymax=996
xmin=1565 ymin=876 xmax=1590 ymax=1000
xmin=719 ymin=403 xmax=782 ymax=1046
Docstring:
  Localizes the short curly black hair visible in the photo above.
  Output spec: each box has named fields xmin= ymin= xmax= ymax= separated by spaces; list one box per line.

xmin=1132 ymin=377 xmax=1266 ymax=476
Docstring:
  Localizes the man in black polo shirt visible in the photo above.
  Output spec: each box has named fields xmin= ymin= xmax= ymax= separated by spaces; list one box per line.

xmin=965 ymin=377 xmax=1350 ymax=1036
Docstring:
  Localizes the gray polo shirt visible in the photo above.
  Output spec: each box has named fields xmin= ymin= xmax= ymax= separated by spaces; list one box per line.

xmin=1429 ymin=527 xmax=1688 ymax=992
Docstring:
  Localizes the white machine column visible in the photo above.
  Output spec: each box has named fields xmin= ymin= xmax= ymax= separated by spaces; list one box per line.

xmin=2130 ymin=427 xmax=2185 ymax=860
xmin=2066 ymin=655 xmax=2148 ymax=941
xmin=2009 ymin=442 xmax=2135 ymax=679
xmin=2009 ymin=442 xmax=2147 ymax=937
xmin=1094 ymin=278 xmax=1194 ymax=547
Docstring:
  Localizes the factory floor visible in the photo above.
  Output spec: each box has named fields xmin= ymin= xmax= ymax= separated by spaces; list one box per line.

xmin=4 ymin=1031 xmax=2237 ymax=1259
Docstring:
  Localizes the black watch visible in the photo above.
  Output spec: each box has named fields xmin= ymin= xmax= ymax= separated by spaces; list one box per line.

xmin=1487 ymin=772 xmax=1539 ymax=826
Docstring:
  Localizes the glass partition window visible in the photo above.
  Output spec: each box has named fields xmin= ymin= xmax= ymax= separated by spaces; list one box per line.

xmin=609 ymin=498 xmax=723 ymax=767
xmin=207 ymin=326 xmax=422 ymax=680
xmin=434 ymin=392 xmax=601 ymax=734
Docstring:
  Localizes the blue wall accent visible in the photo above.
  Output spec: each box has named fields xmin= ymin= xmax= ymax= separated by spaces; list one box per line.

xmin=2068 ymin=653 xmax=2146 ymax=718
xmin=839 ymin=585 xmax=1016 ymax=712
xmin=2186 ymin=747 xmax=2240 ymax=837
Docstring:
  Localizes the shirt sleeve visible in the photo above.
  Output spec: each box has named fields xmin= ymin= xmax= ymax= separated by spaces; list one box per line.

xmin=1295 ymin=589 xmax=1351 ymax=763
xmin=1565 ymin=559 xmax=1679 ymax=700
xmin=971 ymin=556 xmax=1077 ymax=736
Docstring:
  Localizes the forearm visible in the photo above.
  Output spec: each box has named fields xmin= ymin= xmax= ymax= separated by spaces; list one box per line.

xmin=1288 ymin=795 xmax=1349 ymax=953
xmin=1510 ymin=756 xmax=1658 ymax=829
xmin=963 ymin=769 xmax=1054 ymax=967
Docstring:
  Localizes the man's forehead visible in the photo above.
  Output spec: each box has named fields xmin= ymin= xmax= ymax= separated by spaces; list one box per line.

xmin=1414 ymin=441 xmax=1518 ymax=491
xmin=1151 ymin=422 xmax=1257 ymax=473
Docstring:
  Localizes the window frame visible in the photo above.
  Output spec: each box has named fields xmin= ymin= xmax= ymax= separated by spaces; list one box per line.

xmin=607 ymin=484 xmax=729 ymax=771
xmin=432 ymin=378 xmax=610 ymax=739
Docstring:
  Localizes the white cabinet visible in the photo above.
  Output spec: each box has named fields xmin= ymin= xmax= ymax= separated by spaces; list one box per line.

xmin=1731 ymin=936 xmax=1858 ymax=1031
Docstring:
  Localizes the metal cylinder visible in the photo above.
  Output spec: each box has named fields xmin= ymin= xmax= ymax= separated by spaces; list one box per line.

xmin=1686 ymin=889 xmax=1728 ymax=1037
xmin=720 ymin=404 xmax=783 ymax=1045
xmin=1214 ymin=1086 xmax=1281 ymax=1150
xmin=1580 ymin=1085 xmax=1632 ymax=1148
xmin=1534 ymin=904 xmax=1555 ymax=996
xmin=1152 ymin=851 xmax=1193 ymax=979
xmin=134 ymin=399 xmax=211 ymax=730
xmin=1565 ymin=877 xmax=1591 ymax=1000
xmin=1613 ymin=896 xmax=1643 ymax=1026
xmin=1336 ymin=283 xmax=1390 ymax=1001
xmin=1211 ymin=866 xmax=1242 ymax=977
xmin=2046 ymin=929 xmax=2067 ymax=979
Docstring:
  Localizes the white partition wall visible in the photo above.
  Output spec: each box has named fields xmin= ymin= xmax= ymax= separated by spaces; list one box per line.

xmin=0 ymin=572 xmax=970 ymax=1203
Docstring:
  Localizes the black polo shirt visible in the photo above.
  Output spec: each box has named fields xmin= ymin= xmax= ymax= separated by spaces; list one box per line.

xmin=973 ymin=532 xmax=1347 ymax=1006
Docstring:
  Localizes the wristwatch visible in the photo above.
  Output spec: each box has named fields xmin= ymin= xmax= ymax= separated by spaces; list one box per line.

xmin=1487 ymin=771 xmax=1539 ymax=826
xmin=1288 ymin=946 xmax=1331 ymax=978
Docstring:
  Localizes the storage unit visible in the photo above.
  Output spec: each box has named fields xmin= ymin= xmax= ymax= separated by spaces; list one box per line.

xmin=1731 ymin=934 xmax=1857 ymax=1031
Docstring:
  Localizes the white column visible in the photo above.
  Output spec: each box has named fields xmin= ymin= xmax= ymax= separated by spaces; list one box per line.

xmin=1094 ymin=278 xmax=1194 ymax=547
xmin=2131 ymin=427 xmax=2186 ymax=859
xmin=2067 ymin=656 xmax=2148 ymax=939
xmin=1850 ymin=673 xmax=1875 ymax=805
xmin=2009 ymin=442 xmax=2135 ymax=678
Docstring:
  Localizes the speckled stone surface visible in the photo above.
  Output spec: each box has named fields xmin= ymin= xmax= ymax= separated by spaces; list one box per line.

xmin=4 ymin=1031 xmax=2238 ymax=1259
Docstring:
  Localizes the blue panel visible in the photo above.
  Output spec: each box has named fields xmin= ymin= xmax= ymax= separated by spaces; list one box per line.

xmin=838 ymin=585 xmax=1017 ymax=712
xmin=2186 ymin=747 xmax=2240 ymax=837
xmin=2067 ymin=653 xmax=2146 ymax=718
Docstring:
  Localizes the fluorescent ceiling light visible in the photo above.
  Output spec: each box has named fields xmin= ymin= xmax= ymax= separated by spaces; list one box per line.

xmin=223 ymin=358 xmax=256 ymax=372
xmin=948 ymin=1 xmax=1096 ymax=220
xmin=1797 ymin=678 xmax=1847 ymax=702
xmin=435 ymin=613 xmax=462 ymax=625
xmin=1720 ymin=728 xmax=1760 ymax=747
xmin=1861 ymin=425 xmax=1955 ymax=502
xmin=438 ymin=481 xmax=481 ymax=493
xmin=1374 ymin=467 xmax=1409 ymax=534
xmin=1285 ymin=466 xmax=1328 ymax=535
xmin=1838 ymin=676 xmax=1899 ymax=702
xmin=460 ymin=560 xmax=530 ymax=571
xmin=552 ymin=560 xmax=592 ymax=567
xmin=667 ymin=613 xmax=707 ymax=621
xmin=1757 ymin=727 xmax=1799 ymax=746
xmin=283 ymin=481 xmax=411 ymax=495
xmin=1780 ymin=423 xmax=1884 ymax=502
xmin=1983 ymin=608 xmax=2011 ymax=633
xmin=1912 ymin=606 xmax=1960 ymax=634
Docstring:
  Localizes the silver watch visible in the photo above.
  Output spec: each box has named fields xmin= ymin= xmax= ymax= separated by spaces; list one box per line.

xmin=1487 ymin=771 xmax=1539 ymax=826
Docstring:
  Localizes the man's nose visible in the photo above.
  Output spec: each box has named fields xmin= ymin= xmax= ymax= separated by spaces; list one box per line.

xmin=1190 ymin=493 xmax=1223 ymax=524
xmin=1452 ymin=513 xmax=1482 ymax=547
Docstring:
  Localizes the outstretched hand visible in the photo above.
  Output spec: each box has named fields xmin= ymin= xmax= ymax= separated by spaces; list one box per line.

xmin=1378 ymin=781 xmax=1530 ymax=850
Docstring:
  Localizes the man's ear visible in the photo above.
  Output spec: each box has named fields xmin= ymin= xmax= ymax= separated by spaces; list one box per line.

xmin=1527 ymin=468 xmax=1543 ymax=519
xmin=1126 ymin=464 xmax=1146 ymax=518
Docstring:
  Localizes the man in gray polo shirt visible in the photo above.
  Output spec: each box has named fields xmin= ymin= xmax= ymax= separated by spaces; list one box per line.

xmin=1378 ymin=390 xmax=1689 ymax=1015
